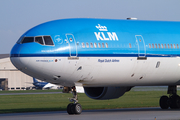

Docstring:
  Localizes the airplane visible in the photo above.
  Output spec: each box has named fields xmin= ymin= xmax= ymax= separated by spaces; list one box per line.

xmin=10 ymin=18 xmax=180 ymax=115
xmin=32 ymin=77 xmax=59 ymax=89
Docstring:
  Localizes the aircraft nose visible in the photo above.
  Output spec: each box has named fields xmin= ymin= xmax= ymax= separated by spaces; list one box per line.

xmin=10 ymin=44 xmax=30 ymax=70
xmin=10 ymin=44 xmax=22 ymax=69
xmin=10 ymin=56 xmax=22 ymax=70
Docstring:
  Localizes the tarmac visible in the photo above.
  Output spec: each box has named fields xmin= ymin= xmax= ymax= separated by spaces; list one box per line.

xmin=1 ymin=87 xmax=180 ymax=119
xmin=1 ymin=107 xmax=180 ymax=120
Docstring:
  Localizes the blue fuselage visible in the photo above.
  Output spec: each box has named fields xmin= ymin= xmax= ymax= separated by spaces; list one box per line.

xmin=10 ymin=18 xmax=180 ymax=58
xmin=10 ymin=18 xmax=180 ymax=87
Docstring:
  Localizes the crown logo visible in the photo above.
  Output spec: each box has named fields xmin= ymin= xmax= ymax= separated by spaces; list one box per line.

xmin=96 ymin=24 xmax=108 ymax=31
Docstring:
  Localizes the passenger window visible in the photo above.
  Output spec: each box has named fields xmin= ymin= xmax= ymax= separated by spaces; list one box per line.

xmin=21 ymin=37 xmax=34 ymax=43
xmin=90 ymin=43 xmax=93 ymax=48
xmin=94 ymin=43 xmax=97 ymax=48
xmin=168 ymin=44 xmax=170 ymax=49
xmin=161 ymin=44 xmax=163 ymax=48
xmin=35 ymin=36 xmax=44 ymax=45
xmin=177 ymin=44 xmax=179 ymax=49
xmin=158 ymin=44 xmax=160 ymax=48
xmin=98 ymin=43 xmax=101 ymax=48
xmin=149 ymin=44 xmax=151 ymax=48
xmin=82 ymin=42 xmax=85 ymax=48
xmin=155 ymin=44 xmax=157 ymax=48
xmin=174 ymin=44 xmax=176 ymax=48
xmin=43 ymin=36 xmax=54 ymax=45
xmin=105 ymin=43 xmax=108 ymax=48
xmin=165 ymin=44 xmax=167 ymax=48
xmin=102 ymin=43 xmax=105 ymax=48
xmin=86 ymin=43 xmax=89 ymax=48
xmin=129 ymin=43 xmax=132 ymax=48
xmin=152 ymin=44 xmax=154 ymax=48
xmin=69 ymin=38 xmax=73 ymax=42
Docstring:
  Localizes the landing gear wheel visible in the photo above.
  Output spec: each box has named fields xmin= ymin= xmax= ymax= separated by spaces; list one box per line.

xmin=73 ymin=103 xmax=82 ymax=114
xmin=169 ymin=95 xmax=180 ymax=109
xmin=176 ymin=97 xmax=180 ymax=108
xmin=67 ymin=103 xmax=74 ymax=115
xmin=160 ymin=95 xmax=169 ymax=109
xmin=67 ymin=86 xmax=82 ymax=115
xmin=160 ymin=86 xmax=180 ymax=110
xmin=67 ymin=103 xmax=82 ymax=115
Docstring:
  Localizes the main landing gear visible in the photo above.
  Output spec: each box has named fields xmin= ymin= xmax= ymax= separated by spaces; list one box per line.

xmin=67 ymin=86 xmax=82 ymax=115
xmin=160 ymin=85 xmax=180 ymax=109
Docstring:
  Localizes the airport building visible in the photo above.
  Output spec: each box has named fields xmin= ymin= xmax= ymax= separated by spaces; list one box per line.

xmin=0 ymin=54 xmax=33 ymax=90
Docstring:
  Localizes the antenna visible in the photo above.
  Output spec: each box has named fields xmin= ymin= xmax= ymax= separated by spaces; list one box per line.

xmin=127 ymin=18 xmax=138 ymax=20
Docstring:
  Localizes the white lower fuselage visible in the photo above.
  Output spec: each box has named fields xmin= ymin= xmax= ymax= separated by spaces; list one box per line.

xmin=12 ymin=56 xmax=180 ymax=87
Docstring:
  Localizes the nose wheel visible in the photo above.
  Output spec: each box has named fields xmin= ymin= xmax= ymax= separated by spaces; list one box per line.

xmin=67 ymin=86 xmax=82 ymax=115
xmin=67 ymin=103 xmax=82 ymax=114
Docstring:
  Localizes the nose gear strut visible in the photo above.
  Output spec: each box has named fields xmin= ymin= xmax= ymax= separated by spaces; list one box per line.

xmin=67 ymin=86 xmax=82 ymax=115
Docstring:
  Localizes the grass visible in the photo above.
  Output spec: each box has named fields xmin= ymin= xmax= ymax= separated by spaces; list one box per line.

xmin=0 ymin=90 xmax=178 ymax=114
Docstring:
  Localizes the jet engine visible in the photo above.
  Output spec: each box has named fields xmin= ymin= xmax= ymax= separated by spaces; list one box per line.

xmin=84 ymin=87 xmax=132 ymax=100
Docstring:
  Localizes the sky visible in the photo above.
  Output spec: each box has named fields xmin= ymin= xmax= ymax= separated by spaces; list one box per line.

xmin=0 ymin=0 xmax=180 ymax=54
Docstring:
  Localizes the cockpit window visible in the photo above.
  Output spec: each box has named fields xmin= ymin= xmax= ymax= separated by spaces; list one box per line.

xmin=35 ymin=36 xmax=44 ymax=45
xmin=17 ymin=35 xmax=54 ymax=46
xmin=21 ymin=37 xmax=34 ymax=43
xmin=43 ymin=36 xmax=54 ymax=45
xmin=17 ymin=36 xmax=24 ymax=44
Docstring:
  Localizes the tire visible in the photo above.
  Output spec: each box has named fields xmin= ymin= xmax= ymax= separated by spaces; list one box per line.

xmin=67 ymin=103 xmax=74 ymax=115
xmin=175 ymin=96 xmax=180 ymax=108
xmin=159 ymin=96 xmax=169 ymax=109
xmin=169 ymin=95 xmax=180 ymax=109
xmin=73 ymin=103 xmax=82 ymax=115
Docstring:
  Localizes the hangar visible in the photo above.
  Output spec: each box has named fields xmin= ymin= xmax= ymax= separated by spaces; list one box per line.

xmin=0 ymin=54 xmax=33 ymax=90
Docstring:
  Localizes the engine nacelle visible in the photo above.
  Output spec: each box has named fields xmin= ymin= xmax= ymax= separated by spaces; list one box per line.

xmin=84 ymin=87 xmax=131 ymax=100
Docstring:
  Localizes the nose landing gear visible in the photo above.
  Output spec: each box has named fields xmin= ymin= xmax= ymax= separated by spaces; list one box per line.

xmin=67 ymin=86 xmax=82 ymax=115
xmin=159 ymin=85 xmax=180 ymax=109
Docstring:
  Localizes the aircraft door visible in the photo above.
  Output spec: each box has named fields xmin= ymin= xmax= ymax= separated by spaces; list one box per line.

xmin=135 ymin=35 xmax=146 ymax=58
xmin=66 ymin=34 xmax=77 ymax=57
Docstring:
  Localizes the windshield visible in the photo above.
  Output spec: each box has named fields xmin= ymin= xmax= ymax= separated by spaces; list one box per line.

xmin=17 ymin=36 xmax=54 ymax=46
xmin=35 ymin=36 xmax=44 ymax=45
xmin=21 ymin=37 xmax=34 ymax=43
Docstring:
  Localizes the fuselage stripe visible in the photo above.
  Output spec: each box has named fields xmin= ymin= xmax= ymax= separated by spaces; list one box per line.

xmin=10 ymin=54 xmax=180 ymax=57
